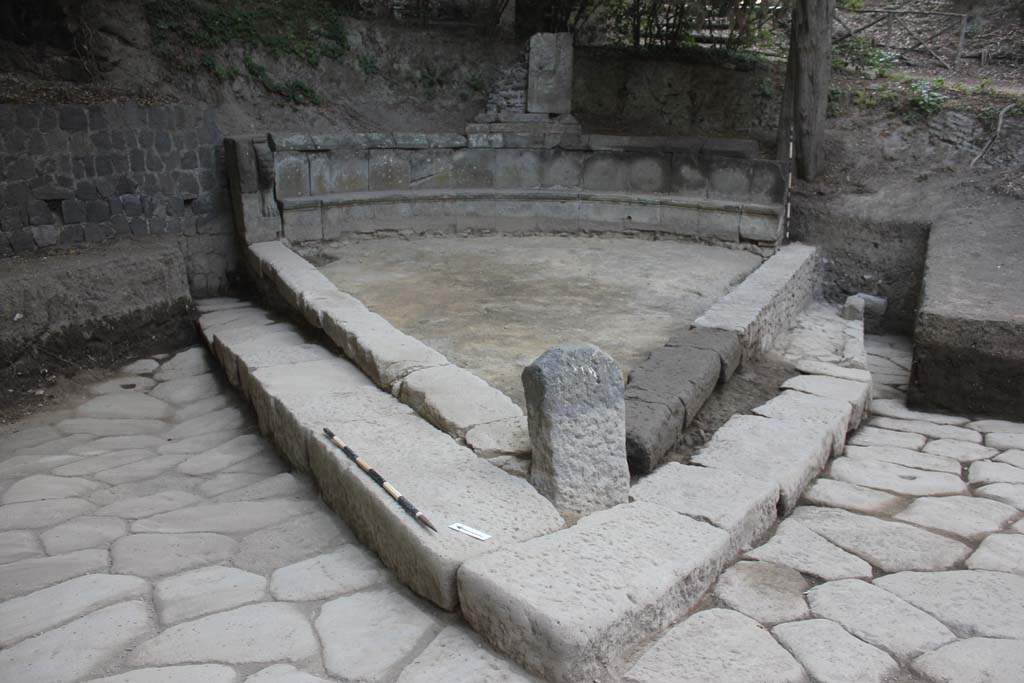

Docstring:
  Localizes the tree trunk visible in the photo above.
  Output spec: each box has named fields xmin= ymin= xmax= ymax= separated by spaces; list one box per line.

xmin=790 ymin=0 xmax=834 ymax=181
xmin=777 ymin=18 xmax=797 ymax=162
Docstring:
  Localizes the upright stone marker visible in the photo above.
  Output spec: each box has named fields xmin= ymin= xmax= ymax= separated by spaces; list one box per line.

xmin=527 ymin=33 xmax=574 ymax=115
xmin=523 ymin=343 xmax=628 ymax=520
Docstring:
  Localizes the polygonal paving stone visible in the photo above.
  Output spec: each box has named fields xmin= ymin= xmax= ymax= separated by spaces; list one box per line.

xmin=57 ymin=417 xmax=168 ymax=437
xmin=199 ymin=473 xmax=267 ymax=497
xmin=923 ymin=439 xmax=998 ymax=463
xmin=118 ymin=358 xmax=161 ymax=375
xmin=807 ymin=579 xmax=956 ymax=660
xmin=175 ymin=395 xmax=231 ymax=422
xmin=893 ymin=495 xmax=1018 ymax=541
xmin=847 ymin=426 xmax=926 ymax=450
xmin=177 ymin=434 xmax=272 ymax=475
xmin=772 ymin=618 xmax=898 ymax=683
xmin=223 ymin=455 xmax=289 ymax=475
xmin=622 ymin=608 xmax=805 ymax=683
xmin=131 ymin=500 xmax=317 ymax=534
xmin=270 ymin=546 xmax=386 ymax=601
xmin=395 ymin=625 xmax=542 ymax=683
xmin=150 ymin=373 xmax=222 ymax=405
xmin=0 ymin=601 xmax=155 ymax=683
xmin=875 ymin=570 xmax=1024 ymax=638
xmin=830 ymin=457 xmax=967 ymax=497
xmin=69 ymin=434 xmax=164 ymax=455
xmin=987 ymin=432 xmax=1024 ymax=450
xmin=316 ymin=589 xmax=440 ymax=682
xmin=974 ymin=483 xmax=1024 ymax=510
xmin=77 ymin=393 xmax=174 ymax=420
xmin=869 ymin=399 xmax=968 ymax=425
xmin=969 ymin=461 xmax=1024 ymax=486
xmin=94 ymin=454 xmax=190 ymax=485
xmin=88 ymin=376 xmax=157 ymax=395
xmin=112 ymin=533 xmax=238 ymax=578
xmin=245 ymin=664 xmax=331 ymax=683
xmin=0 ymin=530 xmax=43 ymax=564
xmin=843 ymin=445 xmax=961 ymax=474
xmin=911 ymin=637 xmax=1024 ymax=683
xmin=0 ymin=548 xmax=109 ymax=599
xmin=155 ymin=565 xmax=267 ymax=624
xmin=41 ymin=516 xmax=127 ymax=554
xmin=88 ymin=474 xmax=201 ymax=507
xmin=0 ymin=454 xmax=81 ymax=480
xmin=781 ymin=374 xmax=870 ymax=426
xmin=53 ymin=449 xmax=154 ymax=476
xmin=164 ymin=408 xmax=247 ymax=441
xmin=713 ymin=560 xmax=809 ymax=625
xmin=158 ymin=430 xmax=242 ymax=455
xmin=968 ymin=419 xmax=1024 ymax=434
xmin=0 ymin=497 xmax=96 ymax=530
xmin=995 ymin=450 xmax=1024 ymax=469
xmin=233 ymin=511 xmax=355 ymax=575
xmin=801 ymin=478 xmax=905 ymax=515
xmin=2 ymin=473 xmax=103 ymax=504
xmin=0 ymin=573 xmax=149 ymax=647
xmin=215 ymin=473 xmax=308 ymax=502
xmin=88 ymin=665 xmax=238 ymax=683
xmin=153 ymin=347 xmax=214 ymax=381
xmin=867 ymin=416 xmax=981 ymax=443
xmin=17 ymin=433 xmax=96 ymax=455
xmin=745 ymin=519 xmax=873 ymax=581
xmin=967 ymin=534 xmax=1024 ymax=574
xmin=95 ymin=491 xmax=203 ymax=519
xmin=1 ymin=425 xmax=61 ymax=451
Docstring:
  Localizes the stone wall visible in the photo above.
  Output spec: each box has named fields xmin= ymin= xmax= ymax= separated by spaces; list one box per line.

xmin=0 ymin=104 xmax=236 ymax=295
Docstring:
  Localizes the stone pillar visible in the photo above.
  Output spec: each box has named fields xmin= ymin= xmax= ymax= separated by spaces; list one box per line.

xmin=527 ymin=33 xmax=573 ymax=115
xmin=523 ymin=343 xmax=629 ymax=520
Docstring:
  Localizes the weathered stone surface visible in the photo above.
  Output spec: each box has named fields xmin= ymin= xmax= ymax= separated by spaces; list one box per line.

xmin=396 ymin=624 xmax=541 ymax=683
xmin=399 ymin=365 xmax=523 ymax=438
xmin=215 ymin=473 xmax=308 ymax=502
xmin=802 ymin=478 xmax=904 ymax=515
xmin=0 ymin=573 xmax=149 ymax=647
xmin=843 ymin=444 xmax=960 ymax=474
xmin=150 ymin=374 xmax=222 ymax=404
xmin=53 ymin=449 xmax=153 ymax=476
xmin=155 ymin=566 xmax=267 ymax=624
xmin=164 ymin=408 xmax=246 ymax=441
xmin=77 ymin=393 xmax=173 ymax=420
xmin=135 ymin=602 xmax=319 ymax=665
xmin=713 ymin=561 xmax=809 ymax=625
xmin=624 ymin=398 xmax=680 ymax=476
xmin=2 ymin=473 xmax=103 ymax=503
xmin=830 ymin=457 xmax=967 ymax=497
xmin=923 ymin=438 xmax=998 ymax=463
xmin=870 ymin=399 xmax=968 ymax=425
xmin=177 ymin=434 xmax=272 ymax=475
xmin=131 ymin=500 xmax=316 ymax=534
xmin=465 ymin=417 xmax=531 ymax=458
xmin=118 ymin=358 xmax=160 ymax=375
xmin=233 ymin=511 xmax=354 ymax=575
xmin=807 ymin=579 xmax=956 ymax=660
xmin=969 ymin=460 xmax=1024 ymax=486
xmin=867 ymin=416 xmax=982 ymax=443
xmin=57 ymin=417 xmax=168 ymax=436
xmin=968 ymin=419 xmax=1024 ymax=434
xmin=781 ymin=374 xmax=870 ymax=427
xmin=527 ymin=33 xmax=573 ymax=114
xmin=0 ymin=548 xmax=109 ymax=599
xmin=772 ymin=618 xmax=898 ymax=683
xmin=523 ymin=344 xmax=628 ymax=519
xmin=847 ymin=426 xmax=926 ymax=449
xmin=792 ymin=506 xmax=972 ymax=572
xmin=0 ymin=454 xmax=81 ymax=480
xmin=458 ymin=502 xmax=731 ymax=683
xmin=89 ymin=665 xmax=239 ymax=683
xmin=153 ymin=347 xmax=214 ymax=381
xmin=745 ymin=519 xmax=873 ymax=581
xmin=41 ymin=515 xmax=127 ymax=553
xmin=175 ymin=395 xmax=231 ymax=422
xmin=630 ymin=462 xmax=778 ymax=555
xmin=0 ymin=601 xmax=154 ymax=683
xmin=18 ymin=433 xmax=96 ymax=455
xmin=245 ymin=664 xmax=332 ymax=683
xmin=987 ymin=432 xmax=1024 ymax=450
xmin=0 ymin=529 xmax=43 ymax=564
xmin=875 ymin=570 xmax=1024 ymax=638
xmin=666 ymin=327 xmax=743 ymax=381
xmin=693 ymin=415 xmax=832 ymax=513
xmin=911 ymin=637 xmax=1024 ymax=683
xmin=96 ymin=491 xmax=202 ymax=519
xmin=112 ymin=532 xmax=238 ymax=578
xmin=967 ymin=534 xmax=1024 ymax=574
xmin=316 ymin=589 xmax=440 ymax=682
xmin=796 ymin=359 xmax=871 ymax=383
xmin=623 ymin=608 xmax=805 ymax=683
xmin=996 ymin=449 xmax=1024 ymax=468
xmin=0 ymin=496 xmax=96 ymax=530
xmin=269 ymin=546 xmax=385 ymax=601
xmin=893 ymin=495 xmax=1017 ymax=541
xmin=88 ymin=376 xmax=158 ymax=395
xmin=94 ymin=453 xmax=189 ymax=485
xmin=975 ymin=483 xmax=1024 ymax=510
xmin=752 ymin=390 xmax=852 ymax=455
xmin=2 ymin=425 xmax=61 ymax=452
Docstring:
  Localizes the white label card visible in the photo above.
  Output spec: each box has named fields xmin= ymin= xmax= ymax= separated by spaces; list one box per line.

xmin=448 ymin=522 xmax=491 ymax=541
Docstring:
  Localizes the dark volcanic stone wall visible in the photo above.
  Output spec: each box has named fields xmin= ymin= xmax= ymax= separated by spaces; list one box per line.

xmin=0 ymin=103 xmax=238 ymax=295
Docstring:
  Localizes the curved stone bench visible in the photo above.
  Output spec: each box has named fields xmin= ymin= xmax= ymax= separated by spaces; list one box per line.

xmin=278 ymin=188 xmax=785 ymax=246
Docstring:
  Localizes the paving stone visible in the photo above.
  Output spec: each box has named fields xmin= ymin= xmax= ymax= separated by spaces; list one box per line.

xmin=150 ymin=373 xmax=222 ymax=404
xmin=665 ymin=327 xmax=743 ymax=381
xmin=175 ymin=394 xmax=232 ymax=422
xmin=807 ymin=579 xmax=956 ymax=660
xmin=0 ymin=497 xmax=96 ymax=530
xmin=17 ymin=433 xmax=96 ymax=455
xmin=132 ymin=499 xmax=316 ymax=534
xmin=95 ymin=491 xmax=203 ymax=519
xmin=88 ymin=376 xmax=158 ymax=395
xmin=199 ymin=473 xmax=267 ymax=497
xmin=95 ymin=453 xmax=190 ymax=485
xmin=89 ymin=665 xmax=239 ymax=683
xmin=215 ymin=473 xmax=308 ymax=502
xmin=867 ymin=416 xmax=982 ymax=443
xmin=233 ymin=511 xmax=355 ymax=574
xmin=745 ymin=519 xmax=873 ymax=581
xmin=158 ymin=429 xmax=241 ymax=454
xmin=630 ymin=462 xmax=778 ymax=555
xmin=911 ymin=637 xmax=1024 ymax=683
xmin=0 ymin=454 xmax=81 ymax=480
xmin=869 ymin=399 xmax=968 ymax=425
xmin=178 ymin=434 xmax=271 ymax=475
xmin=923 ymin=439 xmax=999 ymax=463
xmin=41 ymin=515 xmax=127 ymax=553
xmin=1 ymin=425 xmax=61 ymax=451
xmin=53 ymin=449 xmax=154 ymax=476
xmin=830 ymin=457 xmax=967 ymax=497
xmin=847 ymin=426 xmax=926 ymax=449
xmin=0 ymin=601 xmax=154 ymax=683
xmin=135 ymin=602 xmax=319 ymax=665
xmin=968 ymin=419 xmax=1024 ymax=434
xmin=795 ymin=359 xmax=872 ymax=383
xmin=772 ymin=618 xmax=898 ymax=683
xmin=523 ymin=343 xmax=628 ymax=519
xmin=843 ymin=444 xmax=960 ymax=474
xmin=2 ymin=473 xmax=103 ymax=503
xmin=792 ymin=506 xmax=971 ymax=572
xmin=225 ymin=453 xmax=291 ymax=475
xmin=245 ymin=664 xmax=331 ymax=683
xmin=88 ymin=474 xmax=201 ymax=507
xmin=752 ymin=389 xmax=852 ymax=456
xmin=0 ymin=573 xmax=149 ymax=647
xmin=0 ymin=548 xmax=109 ymax=599
xmin=0 ymin=529 xmax=43 ymax=564
xmin=112 ymin=532 xmax=238 ymax=578
xmin=118 ymin=358 xmax=161 ymax=375
xmin=57 ymin=417 xmax=168 ymax=436
xmin=396 ymin=624 xmax=541 ymax=683
xmin=693 ymin=415 xmax=834 ymax=513
xmin=399 ymin=364 xmax=523 ymax=438
xmin=155 ymin=565 xmax=267 ymax=625
xmin=781 ymin=374 xmax=870 ymax=426
xmin=893 ymin=495 xmax=1018 ymax=541
xmin=164 ymin=408 xmax=247 ymax=441
xmin=875 ymin=570 xmax=1024 ymax=638
xmin=464 ymin=416 xmax=531 ymax=458
xmin=69 ymin=435 xmax=165 ymax=455
xmin=153 ymin=347 xmax=214 ymax=381
xmin=969 ymin=460 xmax=1024 ymax=486
xmin=622 ymin=608 xmax=805 ymax=683
xmin=975 ymin=483 xmax=1024 ymax=510
xmin=77 ymin=393 xmax=174 ymax=420
xmin=801 ymin=478 xmax=905 ymax=515
xmin=996 ymin=449 xmax=1024 ymax=468
xmin=458 ymin=502 xmax=731 ymax=683
xmin=316 ymin=589 xmax=440 ymax=682
xmin=270 ymin=546 xmax=386 ymax=601
xmin=713 ymin=560 xmax=809 ymax=625
xmin=966 ymin=534 xmax=1024 ymax=574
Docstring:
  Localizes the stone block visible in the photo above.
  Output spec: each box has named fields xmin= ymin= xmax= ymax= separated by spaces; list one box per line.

xmin=398 ymin=365 xmax=523 ymax=438
xmin=540 ymin=151 xmax=583 ymax=188
xmin=581 ymin=154 xmax=629 ymax=191
xmin=282 ymin=206 xmax=323 ymax=243
xmin=665 ymin=327 xmax=742 ymax=381
xmin=527 ymin=33 xmax=574 ymax=114
xmin=408 ymin=149 xmax=454 ymax=189
xmin=451 ymin=148 xmax=495 ymax=188
xmin=274 ymin=152 xmax=309 ymax=198
xmin=624 ymin=399 xmax=681 ymax=475
xmin=747 ymin=160 xmax=787 ymax=205
xmin=494 ymin=149 xmax=542 ymax=189
xmin=752 ymin=389 xmax=853 ymax=456
xmin=458 ymin=502 xmax=731 ymax=683
xmin=523 ymin=344 xmax=629 ymax=520
xmin=659 ymin=204 xmax=740 ymax=242
xmin=782 ymin=374 xmax=870 ymax=428
xmin=310 ymin=149 xmax=369 ymax=194
xmin=739 ymin=208 xmax=783 ymax=243
xmin=627 ymin=155 xmax=671 ymax=192
xmin=670 ymin=150 xmax=708 ymax=196
xmin=706 ymin=156 xmax=753 ymax=201
xmin=368 ymin=150 xmax=411 ymax=190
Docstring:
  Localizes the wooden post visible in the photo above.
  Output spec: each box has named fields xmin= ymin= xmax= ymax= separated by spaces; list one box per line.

xmin=956 ymin=15 xmax=967 ymax=68
xmin=885 ymin=12 xmax=894 ymax=48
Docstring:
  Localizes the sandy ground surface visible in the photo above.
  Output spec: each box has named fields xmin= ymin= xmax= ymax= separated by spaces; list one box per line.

xmin=318 ymin=235 xmax=761 ymax=406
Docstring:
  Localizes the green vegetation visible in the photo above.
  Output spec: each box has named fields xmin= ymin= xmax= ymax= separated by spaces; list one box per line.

xmin=243 ymin=57 xmax=321 ymax=106
xmin=832 ymin=36 xmax=897 ymax=75
xmin=906 ymin=79 xmax=948 ymax=120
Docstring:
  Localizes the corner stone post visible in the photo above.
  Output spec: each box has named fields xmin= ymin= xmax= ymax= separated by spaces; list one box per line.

xmin=523 ymin=343 xmax=629 ymax=520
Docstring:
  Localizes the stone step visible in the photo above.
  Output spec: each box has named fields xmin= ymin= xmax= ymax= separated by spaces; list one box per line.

xmin=197 ymin=299 xmax=564 ymax=611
